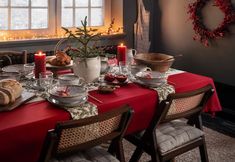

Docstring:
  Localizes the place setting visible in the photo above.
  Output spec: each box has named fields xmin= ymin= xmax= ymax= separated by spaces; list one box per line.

xmin=0 ymin=1 xmax=230 ymax=161
xmin=0 ymin=43 xmax=177 ymax=112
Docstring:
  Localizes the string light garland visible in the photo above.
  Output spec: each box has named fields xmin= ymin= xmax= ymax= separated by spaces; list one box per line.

xmin=188 ymin=0 xmax=235 ymax=46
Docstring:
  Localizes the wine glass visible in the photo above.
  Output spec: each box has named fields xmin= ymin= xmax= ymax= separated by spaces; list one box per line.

xmin=118 ymin=61 xmax=130 ymax=76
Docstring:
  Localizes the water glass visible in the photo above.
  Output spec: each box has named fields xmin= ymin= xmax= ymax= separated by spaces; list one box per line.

xmin=118 ymin=61 xmax=130 ymax=75
xmin=23 ymin=63 xmax=35 ymax=75
xmin=39 ymin=71 xmax=53 ymax=91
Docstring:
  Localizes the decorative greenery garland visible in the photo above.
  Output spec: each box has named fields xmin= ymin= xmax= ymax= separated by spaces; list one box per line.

xmin=188 ymin=0 xmax=235 ymax=46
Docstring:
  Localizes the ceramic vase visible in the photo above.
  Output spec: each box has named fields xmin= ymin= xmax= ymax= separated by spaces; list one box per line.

xmin=73 ymin=56 xmax=101 ymax=83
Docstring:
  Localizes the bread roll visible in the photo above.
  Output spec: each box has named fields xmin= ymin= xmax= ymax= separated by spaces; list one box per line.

xmin=0 ymin=87 xmax=15 ymax=103
xmin=0 ymin=90 xmax=9 ymax=105
xmin=0 ymin=79 xmax=23 ymax=99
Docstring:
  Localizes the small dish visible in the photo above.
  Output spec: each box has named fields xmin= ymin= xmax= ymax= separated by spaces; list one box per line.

xmin=48 ymin=85 xmax=88 ymax=105
xmin=98 ymin=85 xmax=116 ymax=94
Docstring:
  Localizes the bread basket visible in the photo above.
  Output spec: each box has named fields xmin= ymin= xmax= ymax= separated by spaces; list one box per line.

xmin=134 ymin=53 xmax=174 ymax=72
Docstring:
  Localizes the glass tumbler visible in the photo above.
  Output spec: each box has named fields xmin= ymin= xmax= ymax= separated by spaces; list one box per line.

xmin=118 ymin=61 xmax=130 ymax=76
xmin=39 ymin=71 xmax=54 ymax=92
xmin=23 ymin=63 xmax=35 ymax=76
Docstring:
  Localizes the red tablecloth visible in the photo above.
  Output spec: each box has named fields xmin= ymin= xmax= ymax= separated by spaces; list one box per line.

xmin=0 ymin=72 xmax=221 ymax=162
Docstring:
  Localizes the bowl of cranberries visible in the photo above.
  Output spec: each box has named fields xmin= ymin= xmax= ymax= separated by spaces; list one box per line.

xmin=104 ymin=73 xmax=128 ymax=85
xmin=104 ymin=73 xmax=116 ymax=82
xmin=115 ymin=74 xmax=128 ymax=83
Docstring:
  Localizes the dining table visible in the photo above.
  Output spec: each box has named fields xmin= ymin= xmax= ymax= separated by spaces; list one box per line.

xmin=0 ymin=71 xmax=222 ymax=162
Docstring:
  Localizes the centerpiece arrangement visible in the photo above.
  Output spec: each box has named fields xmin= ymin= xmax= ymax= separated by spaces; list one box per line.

xmin=62 ymin=17 xmax=105 ymax=83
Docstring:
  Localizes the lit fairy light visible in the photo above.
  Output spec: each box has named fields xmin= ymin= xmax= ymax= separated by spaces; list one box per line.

xmin=0 ymin=26 xmax=123 ymax=42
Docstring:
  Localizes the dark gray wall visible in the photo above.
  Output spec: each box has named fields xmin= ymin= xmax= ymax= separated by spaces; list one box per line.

xmin=123 ymin=0 xmax=137 ymax=48
xmin=124 ymin=0 xmax=235 ymax=86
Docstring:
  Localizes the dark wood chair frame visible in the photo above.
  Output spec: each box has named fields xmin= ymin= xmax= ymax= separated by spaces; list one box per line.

xmin=0 ymin=50 xmax=27 ymax=65
xmin=125 ymin=85 xmax=214 ymax=162
xmin=38 ymin=105 xmax=133 ymax=162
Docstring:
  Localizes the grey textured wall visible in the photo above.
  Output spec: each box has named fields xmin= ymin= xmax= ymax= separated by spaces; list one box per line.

xmin=124 ymin=0 xmax=235 ymax=86
xmin=123 ymin=0 xmax=137 ymax=48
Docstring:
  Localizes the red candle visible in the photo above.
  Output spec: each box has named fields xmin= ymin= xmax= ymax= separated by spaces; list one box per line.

xmin=117 ymin=43 xmax=127 ymax=65
xmin=34 ymin=51 xmax=46 ymax=78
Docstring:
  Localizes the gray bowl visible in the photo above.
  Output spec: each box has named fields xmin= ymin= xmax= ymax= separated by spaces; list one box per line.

xmin=49 ymin=85 xmax=88 ymax=105
xmin=58 ymin=74 xmax=85 ymax=86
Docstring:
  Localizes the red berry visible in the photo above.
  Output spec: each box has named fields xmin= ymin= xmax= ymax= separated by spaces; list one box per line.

xmin=115 ymin=74 xmax=127 ymax=83
xmin=104 ymin=73 xmax=115 ymax=82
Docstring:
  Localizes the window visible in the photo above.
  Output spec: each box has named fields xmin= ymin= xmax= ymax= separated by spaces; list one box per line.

xmin=0 ymin=0 xmax=48 ymax=30
xmin=61 ymin=0 xmax=104 ymax=28
xmin=0 ymin=0 xmax=123 ymax=41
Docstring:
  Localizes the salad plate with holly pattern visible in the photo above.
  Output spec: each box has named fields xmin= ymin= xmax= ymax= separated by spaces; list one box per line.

xmin=48 ymin=85 xmax=88 ymax=107
xmin=134 ymin=71 xmax=167 ymax=88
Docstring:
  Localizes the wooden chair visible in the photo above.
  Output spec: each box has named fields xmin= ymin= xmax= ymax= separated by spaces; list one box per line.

xmin=38 ymin=105 xmax=133 ymax=162
xmin=0 ymin=50 xmax=27 ymax=65
xmin=125 ymin=85 xmax=214 ymax=162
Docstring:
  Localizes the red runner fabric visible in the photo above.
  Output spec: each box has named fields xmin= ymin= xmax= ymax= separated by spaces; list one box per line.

xmin=0 ymin=72 xmax=221 ymax=162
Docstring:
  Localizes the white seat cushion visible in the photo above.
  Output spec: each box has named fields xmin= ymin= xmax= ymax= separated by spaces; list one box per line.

xmin=50 ymin=146 xmax=119 ymax=162
xmin=156 ymin=119 xmax=204 ymax=154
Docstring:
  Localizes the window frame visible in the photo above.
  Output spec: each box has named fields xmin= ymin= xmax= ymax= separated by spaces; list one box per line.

xmin=0 ymin=0 xmax=56 ymax=37
xmin=0 ymin=0 xmax=123 ymax=42
xmin=56 ymin=0 xmax=111 ymax=34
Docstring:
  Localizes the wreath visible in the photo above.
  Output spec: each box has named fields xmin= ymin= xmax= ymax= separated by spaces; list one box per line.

xmin=188 ymin=0 xmax=235 ymax=46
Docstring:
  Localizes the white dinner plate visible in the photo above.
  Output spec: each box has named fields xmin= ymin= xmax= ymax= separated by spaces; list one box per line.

xmin=46 ymin=60 xmax=73 ymax=69
xmin=2 ymin=64 xmax=24 ymax=73
xmin=47 ymin=96 xmax=87 ymax=108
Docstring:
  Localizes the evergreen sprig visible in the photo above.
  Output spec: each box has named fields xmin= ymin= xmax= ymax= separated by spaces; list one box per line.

xmin=62 ymin=16 xmax=104 ymax=58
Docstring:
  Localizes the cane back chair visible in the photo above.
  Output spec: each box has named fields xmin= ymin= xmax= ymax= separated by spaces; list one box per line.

xmin=38 ymin=105 xmax=133 ymax=162
xmin=0 ymin=50 xmax=27 ymax=66
xmin=126 ymin=85 xmax=214 ymax=162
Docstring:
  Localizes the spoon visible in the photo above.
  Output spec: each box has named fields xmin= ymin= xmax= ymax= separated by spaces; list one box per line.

xmin=161 ymin=54 xmax=183 ymax=62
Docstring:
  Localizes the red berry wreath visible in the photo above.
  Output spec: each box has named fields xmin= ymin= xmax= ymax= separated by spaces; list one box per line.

xmin=188 ymin=0 xmax=235 ymax=46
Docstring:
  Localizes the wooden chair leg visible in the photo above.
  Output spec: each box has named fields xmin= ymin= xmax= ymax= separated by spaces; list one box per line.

xmin=129 ymin=147 xmax=144 ymax=162
xmin=166 ymin=159 xmax=175 ymax=162
xmin=150 ymin=155 xmax=158 ymax=162
xmin=108 ymin=139 xmax=126 ymax=162
xmin=170 ymin=159 xmax=175 ymax=162
xmin=150 ymin=152 xmax=161 ymax=162
xmin=117 ymin=141 xmax=125 ymax=162
xmin=199 ymin=138 xmax=209 ymax=162
xmin=108 ymin=140 xmax=115 ymax=155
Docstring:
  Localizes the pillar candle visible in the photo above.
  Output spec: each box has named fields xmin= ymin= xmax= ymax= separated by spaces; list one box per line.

xmin=117 ymin=43 xmax=127 ymax=65
xmin=34 ymin=51 xmax=46 ymax=78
